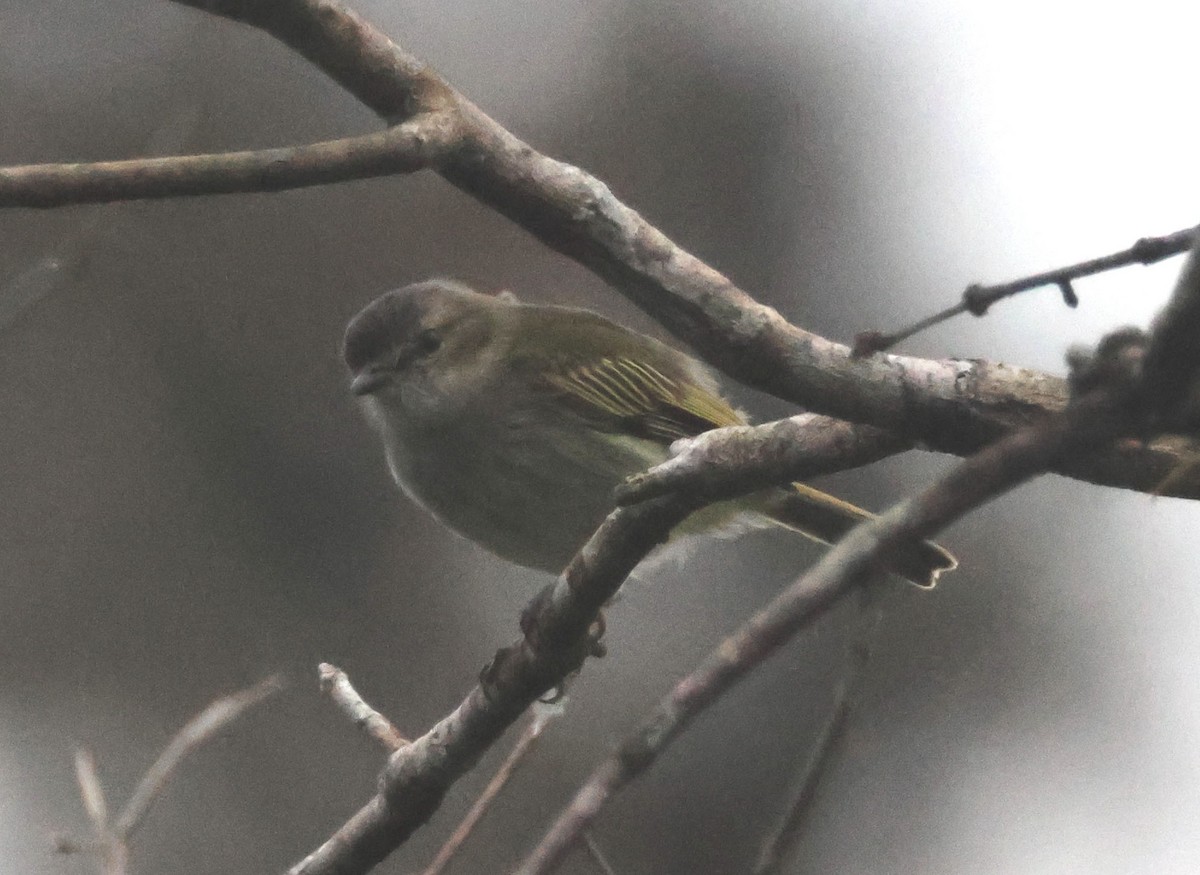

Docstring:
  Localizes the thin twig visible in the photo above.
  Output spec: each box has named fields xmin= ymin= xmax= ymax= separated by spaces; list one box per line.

xmin=113 ymin=674 xmax=285 ymax=841
xmin=57 ymin=677 xmax=284 ymax=873
xmin=582 ymin=833 xmax=617 ymax=875
xmin=420 ymin=706 xmax=560 ymax=875
xmin=69 ymin=751 xmax=120 ymax=875
xmin=751 ymin=689 xmax=852 ymax=875
xmin=65 ymin=749 xmax=125 ymax=874
xmin=752 ymin=589 xmax=881 ymax=875
xmin=73 ymin=747 xmax=110 ymax=837
xmin=853 ymin=225 xmax=1199 ymax=356
xmin=319 ymin=663 xmax=408 ymax=752
xmin=0 ymin=117 xmax=455 ymax=208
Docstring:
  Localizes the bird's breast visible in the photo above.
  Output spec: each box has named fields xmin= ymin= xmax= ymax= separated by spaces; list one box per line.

xmin=382 ymin=409 xmax=665 ymax=571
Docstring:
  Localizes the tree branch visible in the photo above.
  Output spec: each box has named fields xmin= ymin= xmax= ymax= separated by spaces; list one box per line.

xmin=172 ymin=0 xmax=447 ymax=122
xmin=73 ymin=746 xmax=126 ymax=874
xmin=11 ymin=3 xmax=1196 ymax=872
xmin=114 ymin=674 xmax=285 ymax=841
xmin=419 ymin=705 xmax=560 ymax=875
xmin=751 ymin=590 xmax=880 ymax=875
xmin=615 ymin=414 xmax=909 ymax=506
xmin=512 ymin=385 xmax=1138 ymax=875
xmin=287 ymin=404 xmax=932 ymax=874
xmin=750 ymin=680 xmax=854 ymax=875
xmin=286 ymin=492 xmax=705 ymax=875
xmin=0 ymin=117 xmax=455 ymax=208
xmin=73 ymin=747 xmax=110 ymax=839
xmin=318 ymin=663 xmax=408 ymax=753
xmin=582 ymin=833 xmax=618 ymax=875
xmin=59 ymin=676 xmax=284 ymax=875
xmin=511 ymin=230 xmax=1200 ymax=875
xmin=853 ymin=225 xmax=1199 ymax=356
xmin=282 ymin=229 xmax=1193 ymax=871
xmin=0 ymin=0 xmax=1159 ymax=498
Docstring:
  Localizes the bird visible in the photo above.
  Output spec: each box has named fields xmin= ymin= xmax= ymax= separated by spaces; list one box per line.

xmin=343 ymin=279 xmax=956 ymax=587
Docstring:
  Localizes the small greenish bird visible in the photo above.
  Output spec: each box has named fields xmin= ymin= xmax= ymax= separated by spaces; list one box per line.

xmin=344 ymin=279 xmax=955 ymax=587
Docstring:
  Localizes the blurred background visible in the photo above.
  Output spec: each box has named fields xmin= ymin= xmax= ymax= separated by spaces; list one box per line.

xmin=2 ymin=1 xmax=1198 ymax=872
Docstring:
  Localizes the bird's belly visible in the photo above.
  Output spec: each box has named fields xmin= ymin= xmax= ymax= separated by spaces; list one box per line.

xmin=385 ymin=421 xmax=665 ymax=572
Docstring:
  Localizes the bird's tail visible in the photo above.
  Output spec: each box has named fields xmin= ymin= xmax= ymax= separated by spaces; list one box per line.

xmin=758 ymin=483 xmax=957 ymax=588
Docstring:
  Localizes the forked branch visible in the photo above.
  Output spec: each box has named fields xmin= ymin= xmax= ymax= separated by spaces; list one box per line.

xmin=57 ymin=676 xmax=284 ymax=875
xmin=0 ymin=0 xmax=1190 ymax=497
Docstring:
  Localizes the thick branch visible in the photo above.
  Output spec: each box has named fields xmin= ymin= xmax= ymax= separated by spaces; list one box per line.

xmin=0 ymin=117 xmax=455 ymax=208
xmin=155 ymin=0 xmax=1199 ymax=499
xmin=616 ymin=414 xmax=909 ymax=505
xmin=173 ymin=0 xmax=448 ymax=121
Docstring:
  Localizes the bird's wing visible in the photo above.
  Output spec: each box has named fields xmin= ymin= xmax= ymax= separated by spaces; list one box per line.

xmin=544 ymin=355 xmax=745 ymax=443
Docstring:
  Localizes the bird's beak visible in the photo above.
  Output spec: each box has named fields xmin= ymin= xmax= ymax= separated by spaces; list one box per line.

xmin=350 ymin=368 xmax=393 ymax=396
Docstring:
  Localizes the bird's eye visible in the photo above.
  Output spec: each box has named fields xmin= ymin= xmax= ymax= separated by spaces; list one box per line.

xmin=416 ymin=328 xmax=442 ymax=355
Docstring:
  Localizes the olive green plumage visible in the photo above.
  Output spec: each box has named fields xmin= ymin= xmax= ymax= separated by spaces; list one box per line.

xmin=344 ymin=279 xmax=956 ymax=587
xmin=510 ymin=308 xmax=743 ymax=441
